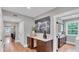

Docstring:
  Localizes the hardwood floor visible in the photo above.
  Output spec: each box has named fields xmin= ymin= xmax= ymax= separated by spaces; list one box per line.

xmin=58 ymin=44 xmax=76 ymax=52
xmin=4 ymin=37 xmax=76 ymax=52
xmin=4 ymin=37 xmax=37 ymax=52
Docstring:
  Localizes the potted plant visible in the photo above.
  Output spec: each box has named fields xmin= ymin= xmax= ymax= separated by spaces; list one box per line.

xmin=31 ymin=26 xmax=36 ymax=36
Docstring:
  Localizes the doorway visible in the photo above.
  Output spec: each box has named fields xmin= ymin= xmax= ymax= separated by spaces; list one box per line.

xmin=4 ymin=25 xmax=16 ymax=41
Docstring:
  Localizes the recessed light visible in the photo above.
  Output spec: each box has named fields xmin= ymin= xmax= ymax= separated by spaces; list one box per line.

xmin=27 ymin=7 xmax=31 ymax=9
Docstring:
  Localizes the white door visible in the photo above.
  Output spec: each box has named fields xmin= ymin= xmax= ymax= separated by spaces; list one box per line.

xmin=18 ymin=21 xmax=25 ymax=46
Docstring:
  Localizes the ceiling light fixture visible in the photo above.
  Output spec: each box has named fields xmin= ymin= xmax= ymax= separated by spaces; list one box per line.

xmin=27 ymin=6 xmax=31 ymax=9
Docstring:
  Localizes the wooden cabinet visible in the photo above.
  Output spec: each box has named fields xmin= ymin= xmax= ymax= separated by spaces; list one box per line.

xmin=58 ymin=37 xmax=66 ymax=48
xmin=37 ymin=40 xmax=53 ymax=52
xmin=27 ymin=36 xmax=53 ymax=52
xmin=27 ymin=37 xmax=34 ymax=49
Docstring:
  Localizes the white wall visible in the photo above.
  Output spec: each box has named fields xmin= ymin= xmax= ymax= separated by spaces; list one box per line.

xmin=0 ymin=8 xmax=4 ymax=41
xmin=24 ymin=17 xmax=34 ymax=47
xmin=0 ymin=8 xmax=4 ymax=51
xmin=0 ymin=8 xmax=4 ymax=40
xmin=17 ymin=16 xmax=34 ymax=47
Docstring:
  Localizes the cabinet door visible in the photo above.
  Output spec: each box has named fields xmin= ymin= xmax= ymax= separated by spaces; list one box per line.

xmin=37 ymin=40 xmax=46 ymax=52
xmin=27 ymin=37 xmax=34 ymax=49
xmin=37 ymin=40 xmax=53 ymax=52
xmin=58 ymin=37 xmax=66 ymax=48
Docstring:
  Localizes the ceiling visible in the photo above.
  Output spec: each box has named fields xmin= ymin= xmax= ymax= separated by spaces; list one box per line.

xmin=2 ymin=7 xmax=55 ymax=18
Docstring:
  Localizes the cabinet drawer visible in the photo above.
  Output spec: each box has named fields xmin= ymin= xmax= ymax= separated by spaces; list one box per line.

xmin=37 ymin=40 xmax=53 ymax=52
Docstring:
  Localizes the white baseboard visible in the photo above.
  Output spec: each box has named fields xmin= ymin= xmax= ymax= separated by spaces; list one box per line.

xmin=66 ymin=41 xmax=75 ymax=45
xmin=15 ymin=40 xmax=20 ymax=42
xmin=23 ymin=44 xmax=27 ymax=47
xmin=15 ymin=40 xmax=27 ymax=47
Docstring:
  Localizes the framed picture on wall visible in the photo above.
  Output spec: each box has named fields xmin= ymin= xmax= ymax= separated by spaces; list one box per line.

xmin=35 ymin=16 xmax=50 ymax=34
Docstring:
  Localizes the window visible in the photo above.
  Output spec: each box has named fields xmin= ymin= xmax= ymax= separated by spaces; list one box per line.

xmin=4 ymin=26 xmax=12 ymax=36
xmin=5 ymin=26 xmax=12 ymax=33
xmin=66 ymin=21 xmax=78 ymax=36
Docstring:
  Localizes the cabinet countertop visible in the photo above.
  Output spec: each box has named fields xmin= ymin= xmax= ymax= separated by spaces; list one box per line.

xmin=27 ymin=35 xmax=53 ymax=42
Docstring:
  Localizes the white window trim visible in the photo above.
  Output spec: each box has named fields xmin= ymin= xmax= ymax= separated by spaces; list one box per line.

xmin=66 ymin=21 xmax=79 ymax=36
